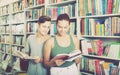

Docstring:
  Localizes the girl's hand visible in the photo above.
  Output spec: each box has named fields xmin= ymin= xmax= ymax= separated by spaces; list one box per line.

xmin=34 ymin=56 xmax=43 ymax=63
xmin=54 ymin=59 xmax=65 ymax=66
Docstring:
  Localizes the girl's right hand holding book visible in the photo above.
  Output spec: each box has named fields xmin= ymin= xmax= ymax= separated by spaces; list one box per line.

xmin=54 ymin=59 xmax=65 ymax=66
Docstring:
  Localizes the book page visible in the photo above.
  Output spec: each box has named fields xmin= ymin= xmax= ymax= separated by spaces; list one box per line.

xmin=12 ymin=50 xmax=36 ymax=59
xmin=51 ymin=50 xmax=81 ymax=62
xmin=65 ymin=50 xmax=82 ymax=61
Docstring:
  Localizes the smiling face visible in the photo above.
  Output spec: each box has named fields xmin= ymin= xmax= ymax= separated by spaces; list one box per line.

xmin=37 ymin=21 xmax=51 ymax=36
xmin=57 ymin=20 xmax=70 ymax=36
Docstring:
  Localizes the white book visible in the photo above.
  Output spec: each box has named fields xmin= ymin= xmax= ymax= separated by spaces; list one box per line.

xmin=13 ymin=50 xmax=36 ymax=59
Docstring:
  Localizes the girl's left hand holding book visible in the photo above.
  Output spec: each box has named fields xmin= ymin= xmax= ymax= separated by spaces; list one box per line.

xmin=34 ymin=56 xmax=43 ymax=63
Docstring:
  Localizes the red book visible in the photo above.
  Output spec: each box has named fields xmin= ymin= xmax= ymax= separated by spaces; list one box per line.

xmin=94 ymin=60 xmax=101 ymax=75
xmin=107 ymin=0 xmax=113 ymax=14
xmin=81 ymin=19 xmax=84 ymax=35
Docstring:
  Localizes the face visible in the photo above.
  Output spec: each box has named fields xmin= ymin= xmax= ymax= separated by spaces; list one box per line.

xmin=57 ymin=20 xmax=70 ymax=36
xmin=37 ymin=21 xmax=51 ymax=36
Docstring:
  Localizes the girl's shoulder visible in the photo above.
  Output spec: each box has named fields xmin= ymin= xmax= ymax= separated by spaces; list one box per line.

xmin=70 ymin=35 xmax=79 ymax=42
xmin=27 ymin=35 xmax=35 ymax=40
xmin=45 ymin=36 xmax=55 ymax=44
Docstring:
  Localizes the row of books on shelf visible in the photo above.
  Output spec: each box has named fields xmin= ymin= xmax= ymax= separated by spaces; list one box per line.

xmin=11 ymin=46 xmax=23 ymax=52
xmin=0 ymin=44 xmax=11 ymax=53
xmin=1 ymin=0 xmax=120 ymax=17
xmin=0 ymin=12 xmax=24 ymax=25
xmin=1 ymin=54 xmax=11 ymax=71
xmin=69 ymin=22 xmax=76 ymax=35
xmin=78 ymin=0 xmax=120 ymax=16
xmin=0 ymin=15 xmax=9 ymax=24
xmin=12 ymin=24 xmax=24 ymax=34
xmin=80 ymin=17 xmax=120 ymax=36
xmin=27 ymin=22 xmax=37 ymax=33
xmin=0 ymin=35 xmax=11 ymax=44
xmin=80 ymin=57 xmax=120 ymax=75
xmin=0 ymin=26 xmax=10 ymax=34
xmin=12 ymin=36 xmax=25 ymax=46
xmin=0 ymin=0 xmax=24 ymax=16
xmin=11 ymin=12 xmax=25 ymax=23
xmin=81 ymin=39 xmax=120 ymax=59
xmin=0 ymin=35 xmax=25 ymax=45
xmin=48 ymin=0 xmax=74 ymax=4
xmin=0 ymin=24 xmax=24 ymax=35
xmin=12 ymin=0 xmax=24 ymax=13
xmin=26 ymin=7 xmax=45 ymax=20
xmin=0 ymin=5 xmax=9 ymax=16
xmin=0 ymin=54 xmax=21 ymax=71
xmin=24 ymin=0 xmax=45 ymax=8
xmin=47 ymin=4 xmax=75 ymax=19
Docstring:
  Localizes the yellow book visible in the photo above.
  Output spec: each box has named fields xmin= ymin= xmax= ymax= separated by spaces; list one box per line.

xmin=79 ymin=0 xmax=84 ymax=16
xmin=95 ymin=23 xmax=99 ymax=36
xmin=88 ymin=0 xmax=92 ymax=15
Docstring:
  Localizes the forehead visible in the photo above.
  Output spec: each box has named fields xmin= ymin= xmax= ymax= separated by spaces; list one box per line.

xmin=57 ymin=20 xmax=69 ymax=26
xmin=40 ymin=21 xmax=51 ymax=26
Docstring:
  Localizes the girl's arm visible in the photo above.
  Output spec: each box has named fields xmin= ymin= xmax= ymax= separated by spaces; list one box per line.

xmin=43 ymin=38 xmax=56 ymax=67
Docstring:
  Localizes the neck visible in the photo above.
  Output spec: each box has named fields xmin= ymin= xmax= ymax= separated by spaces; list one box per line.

xmin=36 ymin=33 xmax=47 ymax=38
xmin=57 ymin=34 xmax=68 ymax=38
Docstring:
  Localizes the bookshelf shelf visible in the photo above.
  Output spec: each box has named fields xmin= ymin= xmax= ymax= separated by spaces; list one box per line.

xmin=26 ymin=32 xmax=35 ymax=34
xmin=25 ymin=4 xmax=45 ymax=9
xmin=11 ymin=22 xmax=24 ymax=25
xmin=47 ymin=0 xmax=76 ymax=6
xmin=26 ymin=19 xmax=38 ymax=22
xmin=79 ymin=14 xmax=120 ymax=18
xmin=0 ymin=33 xmax=10 ymax=35
xmin=11 ymin=44 xmax=24 ymax=47
xmin=0 ymin=43 xmax=10 ymax=45
xmin=81 ymin=35 xmax=120 ymax=39
xmin=11 ymin=11 xmax=24 ymax=15
xmin=82 ymin=54 xmax=120 ymax=61
xmin=0 ymin=14 xmax=9 ymax=17
xmin=11 ymin=31 xmax=24 ymax=35
xmin=0 ymin=24 xmax=9 ymax=26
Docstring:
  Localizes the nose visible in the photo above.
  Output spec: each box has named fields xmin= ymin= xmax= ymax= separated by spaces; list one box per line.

xmin=61 ymin=28 xmax=66 ymax=31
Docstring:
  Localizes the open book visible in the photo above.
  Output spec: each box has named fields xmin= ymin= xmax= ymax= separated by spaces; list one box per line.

xmin=51 ymin=50 xmax=81 ymax=62
xmin=12 ymin=50 xmax=36 ymax=59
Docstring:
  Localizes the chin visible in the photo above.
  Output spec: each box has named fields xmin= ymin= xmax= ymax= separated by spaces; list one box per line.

xmin=60 ymin=34 xmax=66 ymax=36
xmin=41 ymin=33 xmax=47 ymax=36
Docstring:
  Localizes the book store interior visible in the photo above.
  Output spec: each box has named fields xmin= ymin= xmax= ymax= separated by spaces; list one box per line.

xmin=0 ymin=0 xmax=120 ymax=75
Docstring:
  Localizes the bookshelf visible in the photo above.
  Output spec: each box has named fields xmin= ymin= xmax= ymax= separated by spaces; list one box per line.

xmin=78 ymin=0 xmax=120 ymax=75
xmin=0 ymin=3 xmax=12 ymax=74
xmin=0 ymin=0 xmax=120 ymax=75
xmin=0 ymin=0 xmax=26 ymax=74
